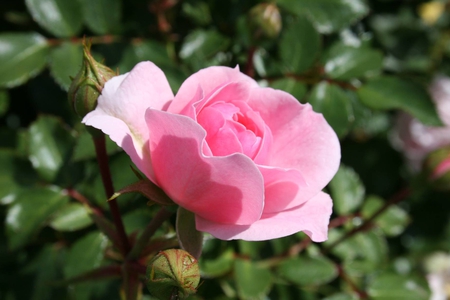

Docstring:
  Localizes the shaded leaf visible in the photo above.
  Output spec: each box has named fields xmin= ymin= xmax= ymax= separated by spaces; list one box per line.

xmin=324 ymin=43 xmax=383 ymax=80
xmin=329 ymin=165 xmax=365 ymax=215
xmin=357 ymin=76 xmax=442 ymax=126
xmin=368 ymin=273 xmax=430 ymax=300
xmin=0 ymin=32 xmax=49 ymax=88
xmin=25 ymin=0 xmax=83 ymax=37
xmin=277 ymin=256 xmax=338 ymax=286
xmin=361 ymin=196 xmax=410 ymax=237
xmin=50 ymin=203 xmax=93 ymax=232
xmin=6 ymin=186 xmax=69 ymax=250
xmin=270 ymin=78 xmax=307 ymax=101
xmin=64 ymin=231 xmax=109 ymax=300
xmin=234 ymin=259 xmax=272 ymax=300
xmin=80 ymin=0 xmax=121 ymax=34
xmin=49 ymin=42 xmax=83 ymax=91
xmin=176 ymin=206 xmax=203 ymax=259
xmin=180 ymin=29 xmax=230 ymax=70
xmin=0 ymin=90 xmax=9 ymax=117
xmin=200 ymin=249 xmax=234 ymax=278
xmin=308 ymin=82 xmax=354 ymax=137
xmin=279 ymin=17 xmax=320 ymax=74
xmin=28 ymin=116 xmax=75 ymax=182
xmin=277 ymin=0 xmax=369 ymax=34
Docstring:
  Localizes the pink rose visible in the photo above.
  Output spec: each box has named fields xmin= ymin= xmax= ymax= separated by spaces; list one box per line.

xmin=83 ymin=62 xmax=340 ymax=241
xmin=391 ymin=76 xmax=450 ymax=171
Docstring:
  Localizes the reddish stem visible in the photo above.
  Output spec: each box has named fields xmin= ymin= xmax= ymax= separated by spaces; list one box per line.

xmin=93 ymin=134 xmax=131 ymax=255
xmin=337 ymin=264 xmax=368 ymax=299
xmin=65 ymin=188 xmax=104 ymax=216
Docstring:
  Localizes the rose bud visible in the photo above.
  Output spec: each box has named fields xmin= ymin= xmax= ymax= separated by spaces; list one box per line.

xmin=391 ymin=76 xmax=450 ymax=171
xmin=68 ymin=41 xmax=116 ymax=118
xmin=423 ymin=146 xmax=450 ymax=190
xmin=248 ymin=3 xmax=282 ymax=41
xmin=146 ymin=249 xmax=200 ymax=300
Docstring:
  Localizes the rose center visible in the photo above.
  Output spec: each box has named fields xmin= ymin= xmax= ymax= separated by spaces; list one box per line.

xmin=197 ymin=101 xmax=264 ymax=159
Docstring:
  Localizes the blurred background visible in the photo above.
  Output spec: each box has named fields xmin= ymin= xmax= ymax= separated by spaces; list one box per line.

xmin=1 ymin=0 xmax=450 ymax=299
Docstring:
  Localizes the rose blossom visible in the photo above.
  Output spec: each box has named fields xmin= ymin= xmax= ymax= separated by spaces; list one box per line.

xmin=83 ymin=62 xmax=340 ymax=241
xmin=391 ymin=76 xmax=450 ymax=171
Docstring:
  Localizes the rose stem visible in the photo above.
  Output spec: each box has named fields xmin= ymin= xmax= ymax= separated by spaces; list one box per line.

xmin=323 ymin=187 xmax=410 ymax=254
xmin=127 ymin=207 xmax=173 ymax=260
xmin=93 ymin=134 xmax=131 ymax=255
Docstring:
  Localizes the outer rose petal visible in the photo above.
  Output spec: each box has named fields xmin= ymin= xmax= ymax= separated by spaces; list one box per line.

xmin=83 ymin=61 xmax=174 ymax=180
xmin=146 ymin=109 xmax=265 ymax=225
xmin=168 ymin=66 xmax=258 ymax=117
xmin=195 ymin=191 xmax=333 ymax=242
xmin=248 ymin=88 xmax=340 ymax=192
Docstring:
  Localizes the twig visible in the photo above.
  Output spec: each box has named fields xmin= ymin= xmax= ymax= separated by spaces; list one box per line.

xmin=127 ymin=207 xmax=173 ymax=260
xmin=93 ymin=134 xmax=131 ymax=255
xmin=323 ymin=187 xmax=410 ymax=254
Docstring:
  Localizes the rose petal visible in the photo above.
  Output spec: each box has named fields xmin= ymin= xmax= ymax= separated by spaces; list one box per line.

xmin=146 ymin=109 xmax=264 ymax=225
xmin=196 ymin=191 xmax=333 ymax=242
xmin=168 ymin=66 xmax=258 ymax=117
xmin=83 ymin=61 xmax=174 ymax=180
xmin=258 ymin=166 xmax=309 ymax=213
xmin=248 ymin=88 xmax=340 ymax=192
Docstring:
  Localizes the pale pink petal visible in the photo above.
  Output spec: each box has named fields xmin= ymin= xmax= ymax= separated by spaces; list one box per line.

xmin=168 ymin=66 xmax=258 ymax=117
xmin=146 ymin=109 xmax=264 ymax=225
xmin=259 ymin=166 xmax=310 ymax=213
xmin=196 ymin=191 xmax=333 ymax=242
xmin=248 ymin=88 xmax=340 ymax=192
xmin=83 ymin=61 xmax=174 ymax=180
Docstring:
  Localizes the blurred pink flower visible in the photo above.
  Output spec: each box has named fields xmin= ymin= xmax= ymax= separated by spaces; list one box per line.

xmin=391 ymin=76 xmax=450 ymax=171
xmin=83 ymin=62 xmax=340 ymax=241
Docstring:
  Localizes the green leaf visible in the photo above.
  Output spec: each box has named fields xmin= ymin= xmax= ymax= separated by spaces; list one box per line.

xmin=50 ymin=203 xmax=93 ymax=232
xmin=357 ymin=76 xmax=442 ymax=126
xmin=72 ymin=129 xmax=119 ymax=162
xmin=329 ymin=165 xmax=365 ymax=215
xmin=0 ymin=32 xmax=49 ymax=88
xmin=26 ymin=245 xmax=67 ymax=300
xmin=28 ymin=116 xmax=75 ymax=182
xmin=200 ymin=249 xmax=234 ymax=278
xmin=64 ymin=231 xmax=109 ymax=300
xmin=117 ymin=40 xmax=186 ymax=93
xmin=6 ymin=186 xmax=69 ymax=250
xmin=269 ymin=78 xmax=307 ymax=101
xmin=0 ymin=90 xmax=9 ymax=117
xmin=277 ymin=256 xmax=338 ymax=286
xmin=323 ymin=293 xmax=359 ymax=300
xmin=80 ymin=0 xmax=121 ymax=34
xmin=176 ymin=206 xmax=203 ymax=259
xmin=182 ymin=1 xmax=212 ymax=26
xmin=361 ymin=196 xmax=410 ymax=237
xmin=323 ymin=43 xmax=383 ymax=80
xmin=25 ymin=0 xmax=83 ymax=37
xmin=0 ymin=150 xmax=23 ymax=204
xmin=49 ymin=42 xmax=83 ymax=91
xmin=180 ymin=29 xmax=230 ymax=70
xmin=277 ymin=0 xmax=369 ymax=34
xmin=308 ymin=82 xmax=354 ymax=137
xmin=234 ymin=259 xmax=272 ymax=300
xmin=367 ymin=273 xmax=430 ymax=300
xmin=279 ymin=17 xmax=320 ymax=74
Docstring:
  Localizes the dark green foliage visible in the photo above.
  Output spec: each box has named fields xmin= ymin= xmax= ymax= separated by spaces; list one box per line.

xmin=1 ymin=0 xmax=449 ymax=299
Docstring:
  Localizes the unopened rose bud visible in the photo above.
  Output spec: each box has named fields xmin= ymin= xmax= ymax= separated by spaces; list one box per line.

xmin=146 ymin=249 xmax=200 ymax=300
xmin=423 ymin=146 xmax=450 ymax=190
xmin=68 ymin=41 xmax=116 ymax=118
xmin=248 ymin=3 xmax=281 ymax=42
